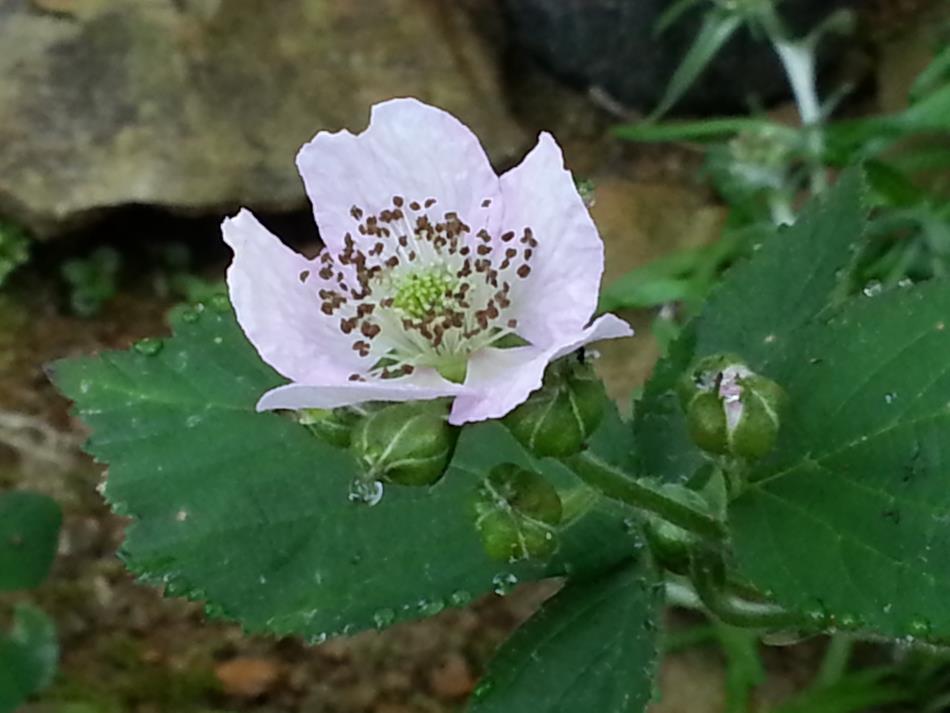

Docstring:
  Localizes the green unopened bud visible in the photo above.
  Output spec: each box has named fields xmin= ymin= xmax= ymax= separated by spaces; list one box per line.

xmin=474 ymin=464 xmax=563 ymax=561
xmin=298 ymin=407 xmax=363 ymax=448
xmin=352 ymin=401 xmax=458 ymax=486
xmin=504 ymin=359 xmax=606 ymax=458
xmin=643 ymin=487 xmax=710 ymax=574
xmin=679 ymin=356 xmax=785 ymax=460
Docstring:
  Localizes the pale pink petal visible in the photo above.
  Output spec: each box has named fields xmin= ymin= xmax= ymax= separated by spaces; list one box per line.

xmin=257 ymin=369 xmax=465 ymax=412
xmin=296 ymin=98 xmax=501 ymax=253
xmin=223 ymin=209 xmax=364 ymax=383
xmin=550 ymin=314 xmax=634 ymax=360
xmin=449 ymin=314 xmax=632 ymax=425
xmin=448 ymin=346 xmax=552 ymax=425
xmin=499 ymin=133 xmax=604 ymax=346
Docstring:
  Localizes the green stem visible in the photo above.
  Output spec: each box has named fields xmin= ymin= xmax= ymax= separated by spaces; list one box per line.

xmin=565 ymin=452 xmax=726 ymax=540
xmin=691 ymin=553 xmax=805 ymax=629
xmin=814 ymin=633 xmax=854 ymax=689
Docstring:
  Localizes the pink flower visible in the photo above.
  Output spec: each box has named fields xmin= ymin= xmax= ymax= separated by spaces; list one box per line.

xmin=223 ymin=98 xmax=631 ymax=425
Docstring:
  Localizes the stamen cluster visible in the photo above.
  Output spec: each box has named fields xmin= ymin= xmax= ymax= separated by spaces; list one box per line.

xmin=305 ymin=195 xmax=537 ymax=380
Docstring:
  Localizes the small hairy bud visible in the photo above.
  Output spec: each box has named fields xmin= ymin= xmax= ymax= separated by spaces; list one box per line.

xmin=298 ymin=407 xmax=363 ymax=448
xmin=679 ymin=355 xmax=785 ymax=460
xmin=642 ymin=487 xmax=711 ymax=574
xmin=504 ymin=358 xmax=607 ymax=458
xmin=352 ymin=400 xmax=458 ymax=486
xmin=474 ymin=464 xmax=563 ymax=561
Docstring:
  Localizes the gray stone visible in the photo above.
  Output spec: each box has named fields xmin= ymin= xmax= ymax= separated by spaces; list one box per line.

xmin=0 ymin=0 xmax=524 ymax=237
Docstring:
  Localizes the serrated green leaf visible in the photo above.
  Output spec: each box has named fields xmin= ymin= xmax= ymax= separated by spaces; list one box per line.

xmin=0 ymin=605 xmax=58 ymax=713
xmin=466 ymin=562 xmax=661 ymax=713
xmin=50 ymin=306 xmax=638 ymax=638
xmin=0 ymin=491 xmax=62 ymax=591
xmin=731 ymin=279 xmax=950 ymax=639
xmin=634 ymin=171 xmax=867 ymax=483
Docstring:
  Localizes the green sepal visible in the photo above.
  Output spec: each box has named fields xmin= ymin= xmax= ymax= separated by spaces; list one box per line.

xmin=504 ymin=359 xmax=606 ymax=458
xmin=728 ymin=374 xmax=784 ymax=460
xmin=352 ymin=400 xmax=458 ymax=486
xmin=298 ymin=407 xmax=364 ymax=448
xmin=474 ymin=464 xmax=563 ymax=562
xmin=686 ymin=391 xmax=730 ymax=455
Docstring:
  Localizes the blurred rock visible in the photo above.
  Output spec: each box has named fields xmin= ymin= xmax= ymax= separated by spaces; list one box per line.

xmin=502 ymin=0 xmax=860 ymax=115
xmin=214 ymin=656 xmax=282 ymax=698
xmin=427 ymin=652 xmax=476 ymax=699
xmin=0 ymin=0 xmax=525 ymax=237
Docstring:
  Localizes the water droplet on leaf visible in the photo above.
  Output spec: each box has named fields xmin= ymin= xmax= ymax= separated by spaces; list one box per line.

xmin=492 ymin=572 xmax=518 ymax=596
xmin=449 ymin=590 xmax=472 ymax=607
xmin=417 ymin=597 xmax=445 ymax=616
xmin=373 ymin=608 xmax=396 ymax=629
xmin=348 ymin=478 xmax=384 ymax=507
xmin=134 ymin=338 xmax=163 ymax=356
xmin=863 ymin=281 xmax=883 ymax=297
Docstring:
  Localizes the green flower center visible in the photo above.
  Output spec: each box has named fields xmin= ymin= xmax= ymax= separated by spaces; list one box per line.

xmin=392 ymin=269 xmax=459 ymax=320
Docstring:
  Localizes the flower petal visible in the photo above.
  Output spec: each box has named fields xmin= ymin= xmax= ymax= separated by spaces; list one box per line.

xmin=449 ymin=314 xmax=633 ymax=425
xmin=223 ymin=209 xmax=363 ymax=383
xmin=257 ymin=369 xmax=464 ymax=412
xmin=551 ymin=313 xmax=634 ymax=360
xmin=499 ymin=133 xmax=604 ymax=346
xmin=296 ymin=98 xmax=501 ymax=253
xmin=448 ymin=346 xmax=552 ymax=425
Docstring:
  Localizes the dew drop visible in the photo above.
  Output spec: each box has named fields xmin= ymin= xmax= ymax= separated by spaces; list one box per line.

xmin=373 ymin=608 xmax=396 ymax=629
xmin=258 ymin=575 xmax=267 ymax=585
xmin=897 ymin=278 xmax=914 ymax=289
xmin=910 ymin=616 xmax=932 ymax=638
xmin=180 ymin=307 xmax=201 ymax=323
xmin=472 ymin=678 xmax=494 ymax=700
xmin=884 ymin=392 xmax=897 ymax=404
xmin=79 ymin=380 xmax=91 ymax=394
xmin=449 ymin=590 xmax=472 ymax=607
xmin=863 ymin=280 xmax=883 ymax=297
xmin=185 ymin=414 xmax=203 ymax=428
xmin=622 ymin=517 xmax=639 ymax=534
xmin=307 ymin=632 xmax=328 ymax=645
xmin=210 ymin=294 xmax=231 ymax=313
xmin=417 ymin=597 xmax=445 ymax=617
xmin=348 ymin=478 xmax=384 ymax=507
xmin=134 ymin=337 xmax=164 ymax=356
xmin=836 ymin=612 xmax=862 ymax=631
xmin=492 ymin=572 xmax=518 ymax=596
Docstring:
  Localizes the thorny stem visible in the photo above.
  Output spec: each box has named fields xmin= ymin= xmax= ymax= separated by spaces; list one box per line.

xmin=691 ymin=551 xmax=807 ymax=629
xmin=564 ymin=451 xmax=726 ymax=540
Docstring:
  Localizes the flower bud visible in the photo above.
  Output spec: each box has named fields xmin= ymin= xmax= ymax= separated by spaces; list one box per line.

xmin=473 ymin=464 xmax=563 ymax=561
xmin=503 ymin=358 xmax=606 ymax=458
xmin=352 ymin=400 xmax=458 ymax=486
xmin=679 ymin=356 xmax=785 ymax=460
xmin=298 ymin=407 xmax=363 ymax=448
xmin=642 ymin=487 xmax=710 ymax=575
